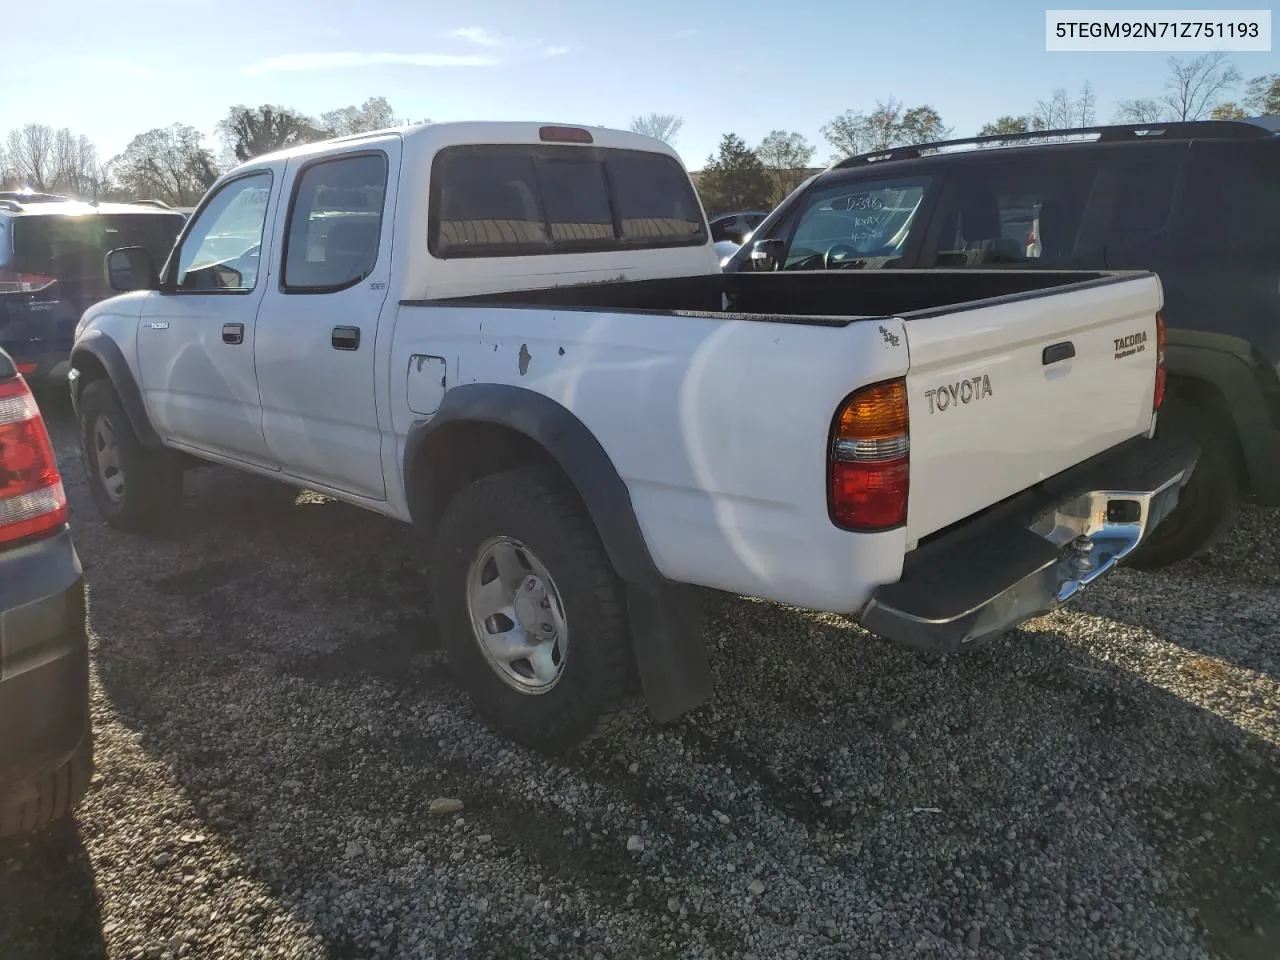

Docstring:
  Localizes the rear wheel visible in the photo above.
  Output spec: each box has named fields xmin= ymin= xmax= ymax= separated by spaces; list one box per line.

xmin=78 ymin=379 xmax=183 ymax=532
xmin=429 ymin=466 xmax=636 ymax=753
xmin=0 ymin=733 xmax=93 ymax=840
xmin=1126 ymin=400 xmax=1241 ymax=570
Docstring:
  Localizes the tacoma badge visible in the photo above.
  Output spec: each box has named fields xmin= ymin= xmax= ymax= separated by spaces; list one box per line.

xmin=1113 ymin=330 xmax=1148 ymax=360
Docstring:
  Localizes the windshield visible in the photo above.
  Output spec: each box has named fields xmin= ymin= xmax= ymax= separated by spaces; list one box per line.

xmin=12 ymin=213 xmax=185 ymax=278
xmin=784 ymin=177 xmax=930 ymax=269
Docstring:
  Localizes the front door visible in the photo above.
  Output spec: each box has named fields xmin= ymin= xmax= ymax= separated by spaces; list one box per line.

xmin=136 ymin=169 xmax=280 ymax=468
xmin=254 ymin=142 xmax=399 ymax=499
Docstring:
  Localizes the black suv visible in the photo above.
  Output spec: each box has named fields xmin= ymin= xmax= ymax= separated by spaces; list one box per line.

xmin=727 ymin=119 xmax=1280 ymax=568
xmin=0 ymin=348 xmax=91 ymax=838
xmin=1 ymin=197 xmax=185 ymax=385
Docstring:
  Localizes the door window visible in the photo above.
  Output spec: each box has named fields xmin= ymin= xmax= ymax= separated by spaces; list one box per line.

xmin=173 ymin=173 xmax=273 ymax=291
xmin=283 ymin=153 xmax=389 ymax=293
xmin=929 ymin=162 xmax=1098 ymax=267
xmin=782 ymin=177 xmax=930 ymax=269
xmin=1106 ymin=160 xmax=1180 ymax=244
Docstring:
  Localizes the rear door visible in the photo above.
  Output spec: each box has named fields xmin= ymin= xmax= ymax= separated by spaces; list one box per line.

xmin=253 ymin=139 xmax=401 ymax=500
xmin=902 ymin=274 xmax=1162 ymax=541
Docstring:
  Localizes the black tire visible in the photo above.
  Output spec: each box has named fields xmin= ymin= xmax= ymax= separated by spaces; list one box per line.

xmin=0 ymin=734 xmax=93 ymax=840
xmin=78 ymin=379 xmax=183 ymax=533
xmin=430 ymin=466 xmax=638 ymax=754
xmin=1126 ymin=399 xmax=1241 ymax=570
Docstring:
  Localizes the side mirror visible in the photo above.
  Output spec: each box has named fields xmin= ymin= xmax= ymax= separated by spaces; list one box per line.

xmin=105 ymin=246 xmax=158 ymax=292
xmin=748 ymin=238 xmax=785 ymax=272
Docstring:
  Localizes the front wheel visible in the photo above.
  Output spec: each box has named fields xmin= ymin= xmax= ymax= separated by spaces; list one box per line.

xmin=429 ymin=466 xmax=637 ymax=753
xmin=77 ymin=379 xmax=183 ymax=532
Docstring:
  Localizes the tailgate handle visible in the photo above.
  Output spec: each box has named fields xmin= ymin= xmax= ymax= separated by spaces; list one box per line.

xmin=1042 ymin=341 xmax=1075 ymax=365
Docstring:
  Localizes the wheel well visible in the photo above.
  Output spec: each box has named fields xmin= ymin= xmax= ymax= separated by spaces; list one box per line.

xmin=408 ymin=421 xmax=575 ymax=541
xmin=70 ymin=351 xmax=107 ymax=402
xmin=1165 ymin=373 xmax=1248 ymax=491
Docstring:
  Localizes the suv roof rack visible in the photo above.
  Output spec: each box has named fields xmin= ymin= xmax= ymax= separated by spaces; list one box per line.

xmin=129 ymin=198 xmax=174 ymax=209
xmin=831 ymin=119 xmax=1276 ymax=169
xmin=0 ymin=190 xmax=70 ymax=204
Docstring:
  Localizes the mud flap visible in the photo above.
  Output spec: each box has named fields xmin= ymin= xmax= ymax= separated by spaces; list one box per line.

xmin=625 ymin=582 xmax=713 ymax=724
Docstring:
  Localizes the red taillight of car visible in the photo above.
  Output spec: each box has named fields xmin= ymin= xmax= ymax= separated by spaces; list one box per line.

xmin=1153 ymin=310 xmax=1167 ymax=411
xmin=0 ymin=269 xmax=56 ymax=294
xmin=0 ymin=375 xmax=67 ymax=545
xmin=828 ymin=378 xmax=909 ymax=531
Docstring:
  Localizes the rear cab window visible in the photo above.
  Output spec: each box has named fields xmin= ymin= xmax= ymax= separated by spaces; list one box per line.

xmin=429 ymin=144 xmax=706 ymax=258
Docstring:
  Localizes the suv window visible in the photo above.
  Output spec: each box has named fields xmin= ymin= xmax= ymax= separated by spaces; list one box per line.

xmin=430 ymin=145 xmax=705 ymax=257
xmin=928 ymin=161 xmax=1098 ymax=267
xmin=10 ymin=213 xmax=184 ymax=282
xmin=283 ymin=153 xmax=388 ymax=292
xmin=1107 ymin=160 xmax=1179 ymax=244
xmin=782 ymin=177 xmax=930 ymax=269
xmin=174 ymin=172 xmax=273 ymax=291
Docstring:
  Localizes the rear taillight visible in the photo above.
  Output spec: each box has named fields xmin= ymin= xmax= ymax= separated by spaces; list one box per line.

xmin=1153 ymin=310 xmax=1166 ymax=411
xmin=828 ymin=378 xmax=909 ymax=531
xmin=0 ymin=269 xmax=56 ymax=294
xmin=0 ymin=376 xmax=67 ymax=545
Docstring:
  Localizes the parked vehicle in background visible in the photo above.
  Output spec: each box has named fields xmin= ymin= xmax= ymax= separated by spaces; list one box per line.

xmin=1 ymin=198 xmax=186 ymax=385
xmin=713 ymin=239 xmax=741 ymax=266
xmin=727 ymin=119 xmax=1280 ymax=568
xmin=0 ymin=348 xmax=92 ymax=838
xmin=71 ymin=121 xmax=1194 ymax=754
xmin=708 ymin=210 xmax=767 ymax=244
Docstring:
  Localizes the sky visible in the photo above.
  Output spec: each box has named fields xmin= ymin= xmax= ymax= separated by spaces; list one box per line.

xmin=2 ymin=0 xmax=1277 ymax=171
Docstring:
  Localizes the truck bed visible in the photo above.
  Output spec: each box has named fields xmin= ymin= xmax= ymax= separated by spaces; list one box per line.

xmin=409 ymin=268 xmax=1134 ymax=325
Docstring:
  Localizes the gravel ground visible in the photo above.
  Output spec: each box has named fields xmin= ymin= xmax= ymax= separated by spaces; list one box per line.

xmin=2 ymin=393 xmax=1277 ymax=960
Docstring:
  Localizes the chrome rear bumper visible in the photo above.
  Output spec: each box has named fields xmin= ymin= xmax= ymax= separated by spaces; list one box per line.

xmin=860 ymin=434 xmax=1198 ymax=653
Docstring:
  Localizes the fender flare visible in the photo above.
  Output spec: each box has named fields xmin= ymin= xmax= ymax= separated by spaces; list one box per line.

xmin=405 ymin=382 xmax=662 ymax=586
xmin=70 ymin=331 xmax=163 ymax=449
xmin=404 ymin=382 xmax=711 ymax=723
xmin=1164 ymin=340 xmax=1280 ymax=501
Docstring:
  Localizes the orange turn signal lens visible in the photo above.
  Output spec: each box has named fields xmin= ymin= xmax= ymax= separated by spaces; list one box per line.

xmin=836 ymin=378 xmax=908 ymax=441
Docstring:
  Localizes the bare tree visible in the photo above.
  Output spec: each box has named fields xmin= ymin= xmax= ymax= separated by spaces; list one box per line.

xmin=628 ymin=113 xmax=683 ymax=145
xmin=1113 ymin=97 xmax=1168 ymax=123
xmin=1075 ymin=81 xmax=1097 ymax=126
xmin=110 ymin=124 xmax=221 ymax=206
xmin=1161 ymin=52 xmax=1241 ymax=121
xmin=50 ymin=128 xmax=99 ymax=197
xmin=821 ymin=99 xmax=949 ymax=161
xmin=5 ymin=124 xmax=56 ymax=190
xmin=756 ymin=130 xmax=815 ymax=203
xmin=321 ymin=96 xmax=401 ymax=137
xmin=1033 ymin=82 xmax=1096 ymax=130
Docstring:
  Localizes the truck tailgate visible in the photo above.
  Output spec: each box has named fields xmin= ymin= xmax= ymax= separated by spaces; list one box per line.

xmin=903 ymin=273 xmax=1161 ymax=542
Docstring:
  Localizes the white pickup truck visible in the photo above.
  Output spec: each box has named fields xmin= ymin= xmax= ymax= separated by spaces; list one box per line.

xmin=70 ymin=122 xmax=1197 ymax=752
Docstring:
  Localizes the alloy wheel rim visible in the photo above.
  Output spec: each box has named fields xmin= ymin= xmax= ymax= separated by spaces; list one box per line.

xmin=465 ymin=536 xmax=568 ymax=694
